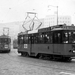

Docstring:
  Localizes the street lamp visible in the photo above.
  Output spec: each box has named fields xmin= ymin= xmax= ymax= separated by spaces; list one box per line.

xmin=48 ymin=5 xmax=58 ymax=25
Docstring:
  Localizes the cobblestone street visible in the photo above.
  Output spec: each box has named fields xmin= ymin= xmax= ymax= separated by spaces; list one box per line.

xmin=0 ymin=52 xmax=58 ymax=75
xmin=0 ymin=48 xmax=75 ymax=75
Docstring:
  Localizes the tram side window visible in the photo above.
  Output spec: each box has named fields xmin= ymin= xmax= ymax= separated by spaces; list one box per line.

xmin=53 ymin=33 xmax=58 ymax=43
xmin=72 ymin=32 xmax=75 ymax=43
xmin=34 ymin=36 xmax=37 ymax=43
xmin=23 ymin=35 xmax=28 ymax=44
xmin=31 ymin=36 xmax=34 ymax=44
xmin=38 ymin=34 xmax=43 ymax=43
xmin=38 ymin=32 xmax=53 ymax=44
xmin=69 ymin=31 xmax=75 ymax=43
xmin=69 ymin=32 xmax=73 ymax=43
xmin=58 ymin=33 xmax=62 ymax=43
xmin=34 ymin=34 xmax=39 ymax=44
xmin=43 ymin=33 xmax=50 ymax=43
xmin=43 ymin=34 xmax=48 ymax=43
xmin=28 ymin=35 xmax=31 ymax=44
xmin=63 ymin=32 xmax=68 ymax=43
xmin=0 ymin=39 xmax=1 ymax=43
xmin=53 ymin=32 xmax=62 ymax=43
xmin=28 ymin=34 xmax=35 ymax=44
xmin=18 ymin=36 xmax=23 ymax=44
xmin=48 ymin=33 xmax=53 ymax=43
xmin=38 ymin=33 xmax=47 ymax=44
xmin=30 ymin=32 xmax=53 ymax=44
xmin=34 ymin=33 xmax=47 ymax=44
xmin=39 ymin=32 xmax=51 ymax=44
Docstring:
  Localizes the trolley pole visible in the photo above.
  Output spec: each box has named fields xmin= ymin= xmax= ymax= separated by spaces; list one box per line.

xmin=48 ymin=5 xmax=58 ymax=25
xmin=3 ymin=27 xmax=9 ymax=36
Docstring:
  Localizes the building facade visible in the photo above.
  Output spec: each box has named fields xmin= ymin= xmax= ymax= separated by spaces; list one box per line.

xmin=44 ymin=15 xmax=71 ymax=27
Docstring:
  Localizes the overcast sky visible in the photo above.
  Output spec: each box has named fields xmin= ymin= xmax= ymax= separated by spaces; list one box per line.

xmin=0 ymin=0 xmax=75 ymax=24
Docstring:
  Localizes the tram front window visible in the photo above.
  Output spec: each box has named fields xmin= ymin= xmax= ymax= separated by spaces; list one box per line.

xmin=63 ymin=31 xmax=75 ymax=43
xmin=0 ymin=38 xmax=9 ymax=44
xmin=63 ymin=32 xmax=68 ymax=43
xmin=69 ymin=31 xmax=75 ymax=43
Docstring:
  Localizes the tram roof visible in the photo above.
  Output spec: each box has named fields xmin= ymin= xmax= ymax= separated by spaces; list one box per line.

xmin=18 ymin=30 xmax=38 ymax=36
xmin=51 ymin=25 xmax=75 ymax=31
xmin=18 ymin=32 xmax=28 ymax=35
xmin=18 ymin=24 xmax=75 ymax=35
xmin=28 ymin=30 xmax=38 ymax=34
xmin=38 ymin=24 xmax=75 ymax=32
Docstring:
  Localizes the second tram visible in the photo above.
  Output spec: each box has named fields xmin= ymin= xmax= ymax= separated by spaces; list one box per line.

xmin=0 ymin=34 xmax=11 ymax=52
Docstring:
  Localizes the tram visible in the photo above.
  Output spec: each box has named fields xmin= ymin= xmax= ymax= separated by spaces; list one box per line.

xmin=0 ymin=34 xmax=11 ymax=52
xmin=17 ymin=24 xmax=75 ymax=61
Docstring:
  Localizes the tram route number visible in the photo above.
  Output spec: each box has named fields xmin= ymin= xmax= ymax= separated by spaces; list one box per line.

xmin=24 ymin=44 xmax=28 ymax=48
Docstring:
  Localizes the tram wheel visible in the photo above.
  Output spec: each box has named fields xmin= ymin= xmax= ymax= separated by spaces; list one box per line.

xmin=21 ymin=52 xmax=29 ymax=57
xmin=49 ymin=55 xmax=53 ymax=60
xmin=21 ymin=52 xmax=24 ymax=56
xmin=38 ymin=54 xmax=43 ymax=59
xmin=62 ymin=57 xmax=72 ymax=62
xmin=66 ymin=57 xmax=72 ymax=62
xmin=25 ymin=52 xmax=29 ymax=57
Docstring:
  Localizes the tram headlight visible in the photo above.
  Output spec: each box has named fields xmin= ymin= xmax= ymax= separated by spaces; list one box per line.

xmin=73 ymin=50 xmax=75 ymax=53
xmin=69 ymin=50 xmax=75 ymax=53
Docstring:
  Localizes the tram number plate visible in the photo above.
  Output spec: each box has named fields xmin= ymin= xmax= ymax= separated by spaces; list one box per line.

xmin=24 ymin=44 xmax=28 ymax=48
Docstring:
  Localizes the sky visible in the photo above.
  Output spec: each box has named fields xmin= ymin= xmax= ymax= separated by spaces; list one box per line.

xmin=0 ymin=0 xmax=74 ymax=46
xmin=0 ymin=0 xmax=75 ymax=39
xmin=0 ymin=0 xmax=75 ymax=24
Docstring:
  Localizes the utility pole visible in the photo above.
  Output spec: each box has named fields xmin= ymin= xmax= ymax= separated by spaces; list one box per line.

xmin=48 ymin=5 xmax=58 ymax=25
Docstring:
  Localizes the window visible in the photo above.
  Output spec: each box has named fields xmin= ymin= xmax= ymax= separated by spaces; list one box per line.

xmin=69 ymin=31 xmax=75 ymax=43
xmin=39 ymin=32 xmax=53 ymax=44
xmin=31 ymin=35 xmax=34 ymax=44
xmin=38 ymin=32 xmax=49 ymax=44
xmin=31 ymin=33 xmax=39 ymax=44
xmin=62 ymin=32 xmax=68 ymax=43
xmin=28 ymin=35 xmax=31 ymax=44
xmin=53 ymin=31 xmax=62 ymax=43
xmin=43 ymin=33 xmax=48 ymax=43
xmin=62 ymin=31 xmax=75 ymax=44
xmin=23 ymin=35 xmax=28 ymax=44
xmin=32 ymin=32 xmax=53 ymax=44
xmin=28 ymin=33 xmax=39 ymax=44
xmin=0 ymin=38 xmax=10 ymax=44
xmin=18 ymin=35 xmax=23 ymax=44
xmin=38 ymin=33 xmax=43 ymax=43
